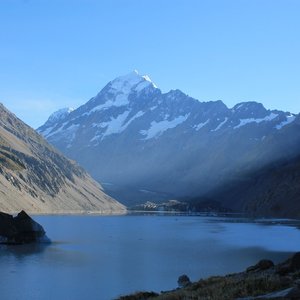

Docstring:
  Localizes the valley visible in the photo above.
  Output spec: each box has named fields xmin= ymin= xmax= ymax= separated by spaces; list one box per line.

xmin=37 ymin=71 xmax=300 ymax=217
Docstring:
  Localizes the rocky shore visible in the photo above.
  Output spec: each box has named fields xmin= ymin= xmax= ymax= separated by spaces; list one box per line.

xmin=118 ymin=253 xmax=300 ymax=300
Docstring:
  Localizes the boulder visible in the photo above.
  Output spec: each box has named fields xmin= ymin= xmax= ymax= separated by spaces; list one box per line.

xmin=0 ymin=212 xmax=17 ymax=239
xmin=0 ymin=210 xmax=50 ymax=244
xmin=178 ymin=274 xmax=191 ymax=288
xmin=246 ymin=259 xmax=274 ymax=273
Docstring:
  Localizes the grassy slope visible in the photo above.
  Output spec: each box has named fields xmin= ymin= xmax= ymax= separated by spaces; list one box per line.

xmin=118 ymin=254 xmax=300 ymax=300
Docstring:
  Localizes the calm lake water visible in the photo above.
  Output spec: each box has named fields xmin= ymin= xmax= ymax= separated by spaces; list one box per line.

xmin=0 ymin=214 xmax=300 ymax=300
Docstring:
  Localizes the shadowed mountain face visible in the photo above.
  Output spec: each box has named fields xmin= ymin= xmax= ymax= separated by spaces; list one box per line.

xmin=203 ymin=155 xmax=300 ymax=218
xmin=38 ymin=71 xmax=300 ymax=208
xmin=0 ymin=104 xmax=126 ymax=214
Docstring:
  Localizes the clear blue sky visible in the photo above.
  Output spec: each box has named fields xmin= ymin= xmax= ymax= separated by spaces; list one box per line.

xmin=1 ymin=0 xmax=300 ymax=128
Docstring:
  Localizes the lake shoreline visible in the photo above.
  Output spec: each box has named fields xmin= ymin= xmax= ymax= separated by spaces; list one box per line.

xmin=118 ymin=252 xmax=300 ymax=300
xmin=1 ymin=210 xmax=127 ymax=216
xmin=5 ymin=210 xmax=300 ymax=221
xmin=2 ymin=214 xmax=300 ymax=299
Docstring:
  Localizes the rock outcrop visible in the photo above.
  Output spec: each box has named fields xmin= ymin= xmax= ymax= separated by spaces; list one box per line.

xmin=0 ymin=210 xmax=50 ymax=244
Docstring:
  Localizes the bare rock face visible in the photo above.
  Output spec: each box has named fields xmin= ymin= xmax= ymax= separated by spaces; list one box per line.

xmin=0 ymin=210 xmax=50 ymax=244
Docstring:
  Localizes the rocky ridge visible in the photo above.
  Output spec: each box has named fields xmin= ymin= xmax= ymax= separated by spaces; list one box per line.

xmin=0 ymin=103 xmax=126 ymax=214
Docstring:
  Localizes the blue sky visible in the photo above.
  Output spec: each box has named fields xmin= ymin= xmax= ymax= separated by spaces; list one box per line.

xmin=1 ymin=0 xmax=300 ymax=128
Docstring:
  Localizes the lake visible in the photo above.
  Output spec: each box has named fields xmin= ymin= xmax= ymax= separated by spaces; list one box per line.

xmin=0 ymin=214 xmax=300 ymax=300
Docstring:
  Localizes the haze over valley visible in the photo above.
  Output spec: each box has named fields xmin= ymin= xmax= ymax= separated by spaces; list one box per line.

xmin=38 ymin=71 xmax=300 ymax=217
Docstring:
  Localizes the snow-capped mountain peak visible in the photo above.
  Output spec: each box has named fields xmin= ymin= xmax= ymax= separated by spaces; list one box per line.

xmin=109 ymin=70 xmax=158 ymax=94
xmin=81 ymin=71 xmax=159 ymax=114
xmin=36 ymin=107 xmax=74 ymax=137
xmin=45 ymin=107 xmax=74 ymax=124
xmin=38 ymin=72 xmax=298 ymax=144
xmin=141 ymin=74 xmax=158 ymax=88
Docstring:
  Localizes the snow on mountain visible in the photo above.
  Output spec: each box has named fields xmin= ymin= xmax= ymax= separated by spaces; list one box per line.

xmin=140 ymin=114 xmax=190 ymax=140
xmin=91 ymin=110 xmax=130 ymax=142
xmin=109 ymin=70 xmax=157 ymax=94
xmin=194 ymin=119 xmax=210 ymax=131
xmin=38 ymin=107 xmax=74 ymax=138
xmin=233 ymin=113 xmax=279 ymax=129
xmin=275 ymin=114 xmax=296 ymax=130
xmin=47 ymin=107 xmax=74 ymax=124
xmin=211 ymin=117 xmax=228 ymax=132
xmin=85 ymin=70 xmax=158 ymax=115
xmin=37 ymin=72 xmax=300 ymax=205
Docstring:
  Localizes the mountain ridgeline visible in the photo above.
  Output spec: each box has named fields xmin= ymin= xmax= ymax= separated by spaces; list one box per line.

xmin=0 ymin=104 xmax=125 ymax=214
xmin=38 ymin=71 xmax=300 ymax=217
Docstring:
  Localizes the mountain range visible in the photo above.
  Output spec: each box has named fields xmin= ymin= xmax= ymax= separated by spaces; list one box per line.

xmin=0 ymin=103 xmax=125 ymax=214
xmin=38 ymin=71 xmax=300 ymax=216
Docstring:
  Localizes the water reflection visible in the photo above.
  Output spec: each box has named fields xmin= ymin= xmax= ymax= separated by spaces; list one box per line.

xmin=0 ymin=243 xmax=48 ymax=257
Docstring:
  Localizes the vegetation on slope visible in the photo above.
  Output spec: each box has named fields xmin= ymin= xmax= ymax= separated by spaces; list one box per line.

xmin=118 ymin=253 xmax=300 ymax=300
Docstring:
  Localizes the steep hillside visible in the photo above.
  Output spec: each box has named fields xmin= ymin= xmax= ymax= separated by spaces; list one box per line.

xmin=0 ymin=103 xmax=126 ymax=214
xmin=205 ymin=154 xmax=300 ymax=218
xmin=38 ymin=71 xmax=300 ymax=206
